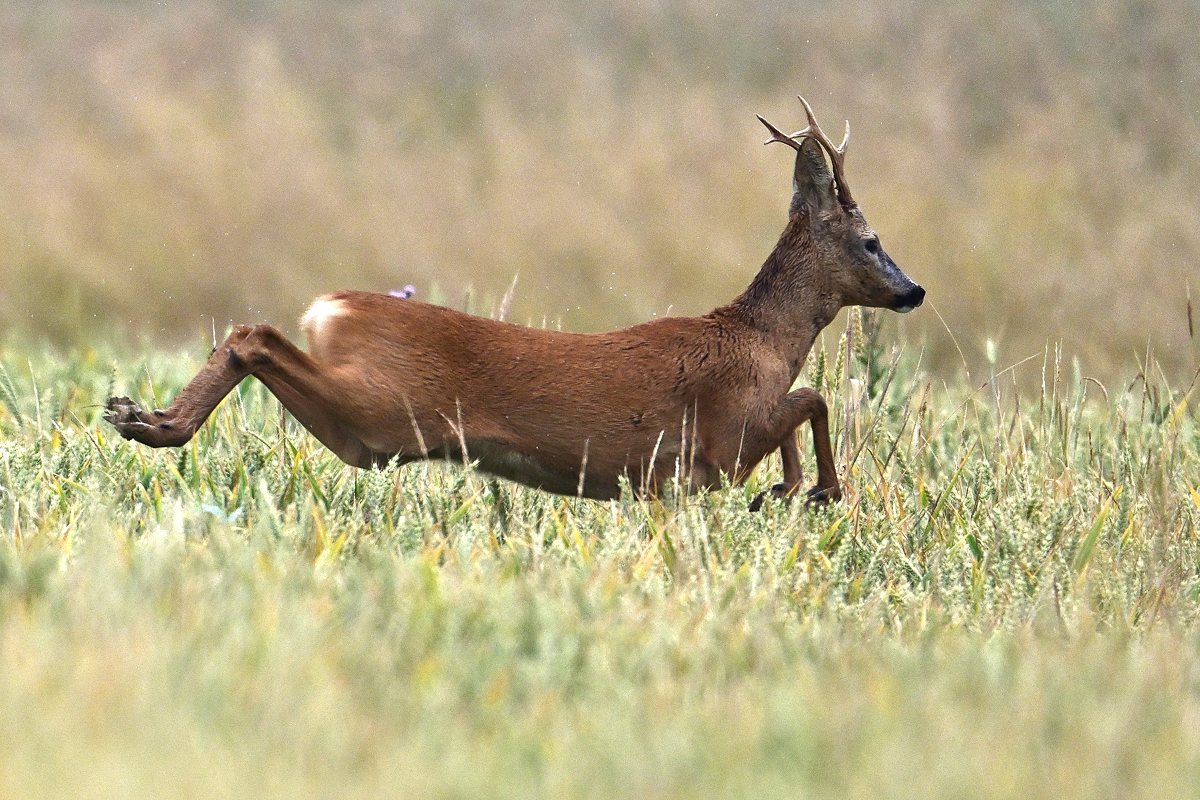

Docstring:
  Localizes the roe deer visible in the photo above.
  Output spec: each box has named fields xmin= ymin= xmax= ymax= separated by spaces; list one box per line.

xmin=105 ymin=96 xmax=924 ymax=508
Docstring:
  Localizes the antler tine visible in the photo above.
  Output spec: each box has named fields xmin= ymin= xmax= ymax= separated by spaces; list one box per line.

xmin=756 ymin=114 xmax=802 ymax=153
xmin=790 ymin=121 xmax=850 ymax=154
xmin=794 ymin=95 xmax=855 ymax=208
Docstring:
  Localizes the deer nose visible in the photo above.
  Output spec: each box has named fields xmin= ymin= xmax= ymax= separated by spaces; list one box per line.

xmin=894 ymin=285 xmax=925 ymax=313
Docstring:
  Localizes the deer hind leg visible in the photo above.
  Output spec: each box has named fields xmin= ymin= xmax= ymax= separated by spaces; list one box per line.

xmin=748 ymin=387 xmax=841 ymax=511
xmin=105 ymin=324 xmax=258 ymax=448
xmin=105 ymin=324 xmax=383 ymax=468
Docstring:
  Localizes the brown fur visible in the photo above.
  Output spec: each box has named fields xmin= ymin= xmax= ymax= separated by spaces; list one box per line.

xmin=105 ymin=98 xmax=923 ymax=508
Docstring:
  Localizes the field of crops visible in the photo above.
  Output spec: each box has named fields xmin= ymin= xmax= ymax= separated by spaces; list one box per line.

xmin=1 ymin=317 xmax=1197 ymax=798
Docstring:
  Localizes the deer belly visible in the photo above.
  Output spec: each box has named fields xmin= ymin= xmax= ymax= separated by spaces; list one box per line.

xmin=461 ymin=439 xmax=620 ymax=500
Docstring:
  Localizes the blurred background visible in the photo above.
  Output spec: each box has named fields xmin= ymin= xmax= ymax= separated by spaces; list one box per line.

xmin=1 ymin=0 xmax=1197 ymax=382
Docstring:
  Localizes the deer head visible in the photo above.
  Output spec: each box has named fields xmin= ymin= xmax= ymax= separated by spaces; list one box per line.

xmin=757 ymin=97 xmax=925 ymax=314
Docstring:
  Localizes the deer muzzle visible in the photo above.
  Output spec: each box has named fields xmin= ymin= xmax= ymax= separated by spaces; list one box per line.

xmin=893 ymin=284 xmax=926 ymax=313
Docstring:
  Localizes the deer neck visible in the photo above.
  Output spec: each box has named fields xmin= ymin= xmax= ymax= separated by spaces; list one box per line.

xmin=724 ymin=221 xmax=841 ymax=376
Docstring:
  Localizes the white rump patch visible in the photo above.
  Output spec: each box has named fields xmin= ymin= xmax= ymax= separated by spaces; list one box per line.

xmin=300 ymin=296 xmax=348 ymax=342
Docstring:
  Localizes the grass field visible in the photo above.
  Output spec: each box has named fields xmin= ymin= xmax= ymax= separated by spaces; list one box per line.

xmin=1 ymin=316 xmax=1198 ymax=799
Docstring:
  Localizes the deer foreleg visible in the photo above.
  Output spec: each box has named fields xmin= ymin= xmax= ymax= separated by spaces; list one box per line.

xmin=748 ymin=387 xmax=841 ymax=511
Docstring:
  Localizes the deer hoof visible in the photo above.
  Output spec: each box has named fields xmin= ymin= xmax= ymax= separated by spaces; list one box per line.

xmin=749 ymin=482 xmax=842 ymax=512
xmin=103 ymin=396 xmax=155 ymax=440
xmin=805 ymin=485 xmax=842 ymax=506
xmin=748 ymin=482 xmax=795 ymax=512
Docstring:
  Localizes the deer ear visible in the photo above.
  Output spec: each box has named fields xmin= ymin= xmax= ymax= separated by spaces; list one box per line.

xmin=790 ymin=137 xmax=837 ymax=215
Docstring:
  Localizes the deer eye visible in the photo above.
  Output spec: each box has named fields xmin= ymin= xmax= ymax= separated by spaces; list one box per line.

xmin=864 ymin=238 xmax=880 ymax=255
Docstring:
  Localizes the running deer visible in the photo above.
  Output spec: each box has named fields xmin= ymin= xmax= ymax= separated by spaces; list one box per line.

xmin=105 ymin=96 xmax=924 ymax=508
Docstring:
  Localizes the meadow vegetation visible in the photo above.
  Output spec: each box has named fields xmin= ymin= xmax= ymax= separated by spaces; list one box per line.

xmin=0 ymin=314 xmax=1198 ymax=797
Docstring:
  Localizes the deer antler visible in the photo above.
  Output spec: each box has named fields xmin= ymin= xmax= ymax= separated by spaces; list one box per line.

xmin=756 ymin=96 xmax=855 ymax=209
xmin=755 ymin=113 xmax=803 ymax=152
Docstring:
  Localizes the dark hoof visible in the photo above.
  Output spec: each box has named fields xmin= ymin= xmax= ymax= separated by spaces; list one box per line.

xmin=748 ymin=482 xmax=792 ymax=512
xmin=805 ymin=485 xmax=842 ymax=506
xmin=105 ymin=396 xmax=191 ymax=447
xmin=749 ymin=482 xmax=842 ymax=511
xmin=103 ymin=396 xmax=151 ymax=439
xmin=103 ymin=396 xmax=180 ymax=446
